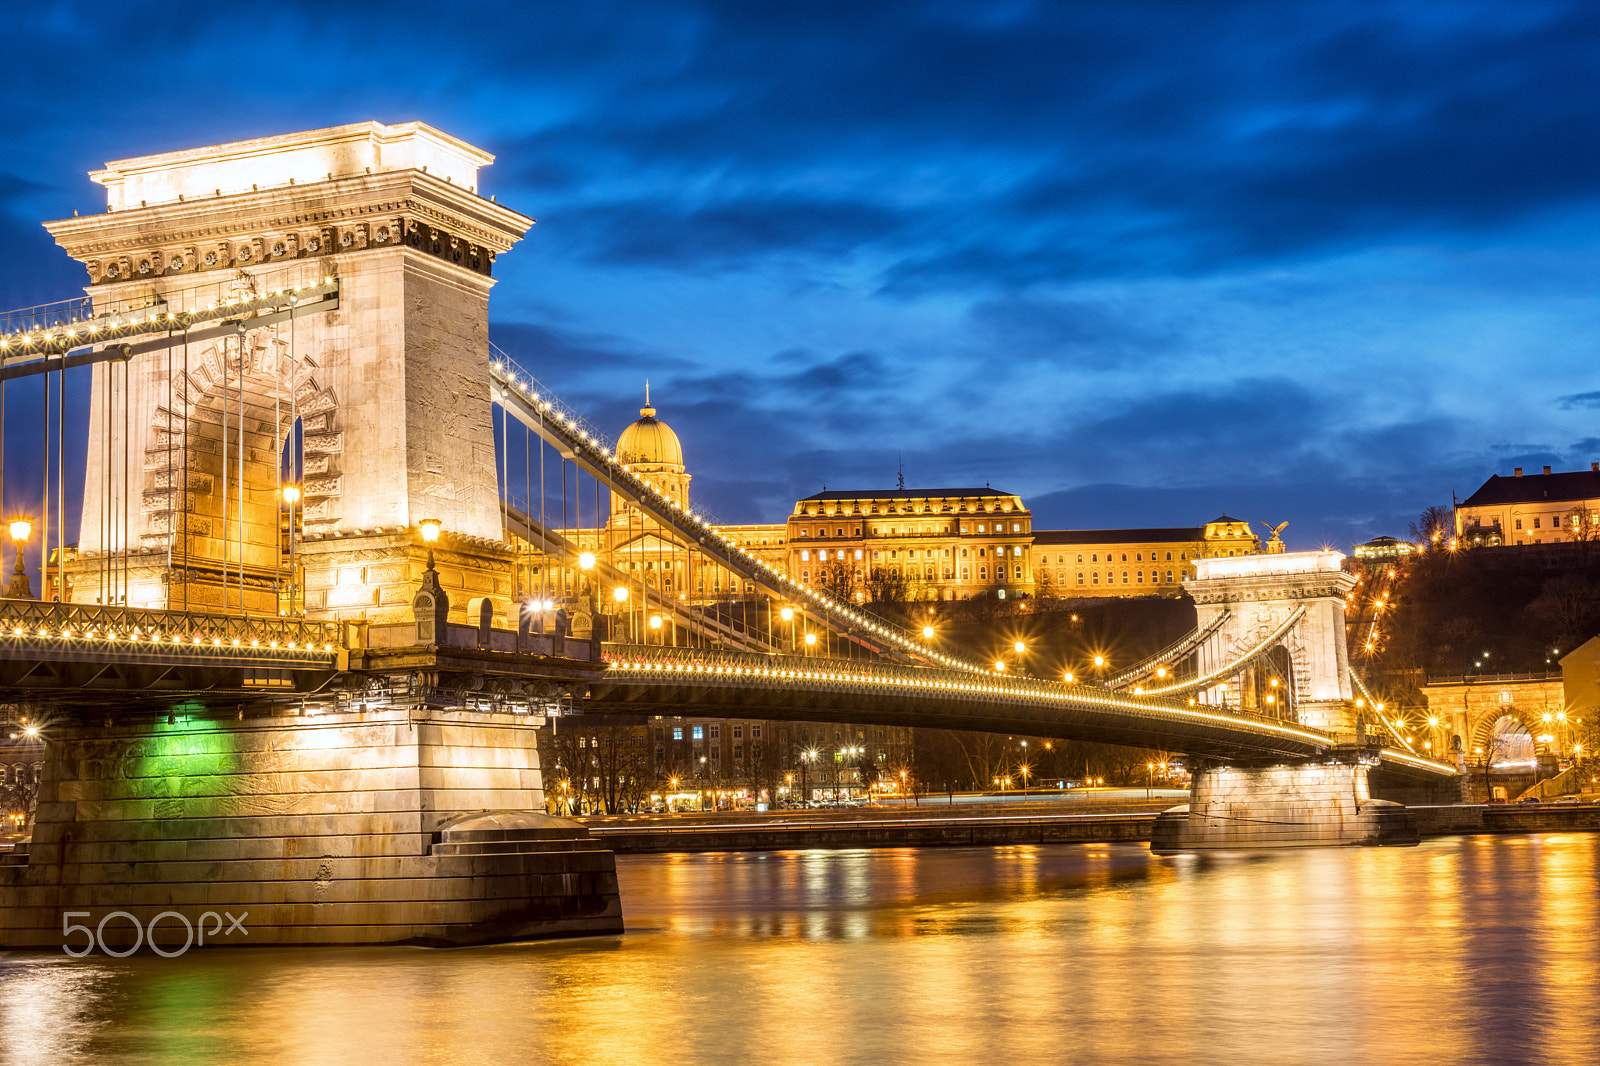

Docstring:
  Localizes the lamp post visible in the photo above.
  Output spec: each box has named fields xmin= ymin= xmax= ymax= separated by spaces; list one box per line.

xmin=282 ymin=486 xmax=304 ymax=614
xmin=6 ymin=515 xmax=34 ymax=599
xmin=781 ymin=605 xmax=795 ymax=652
xmin=801 ymin=748 xmax=817 ymax=806
xmin=613 ymin=585 xmax=630 ymax=642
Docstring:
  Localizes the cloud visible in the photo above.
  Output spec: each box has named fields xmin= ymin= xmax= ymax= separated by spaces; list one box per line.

xmin=1558 ymin=391 xmax=1600 ymax=410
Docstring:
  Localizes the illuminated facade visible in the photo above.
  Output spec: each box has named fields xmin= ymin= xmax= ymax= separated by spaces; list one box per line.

xmin=553 ymin=400 xmax=1262 ymax=608
xmin=1352 ymin=536 xmax=1417 ymax=561
xmin=1455 ymin=463 xmax=1600 ymax=546
xmin=1030 ymin=516 xmax=1260 ymax=599
xmin=788 ymin=488 xmax=1033 ymax=602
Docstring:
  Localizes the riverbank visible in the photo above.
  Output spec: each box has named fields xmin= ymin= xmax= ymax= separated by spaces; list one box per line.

xmin=580 ymin=800 xmax=1600 ymax=853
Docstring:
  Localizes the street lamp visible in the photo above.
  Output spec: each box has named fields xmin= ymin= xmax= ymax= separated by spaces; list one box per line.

xmin=922 ymin=625 xmax=935 ymax=639
xmin=6 ymin=515 xmax=34 ymax=599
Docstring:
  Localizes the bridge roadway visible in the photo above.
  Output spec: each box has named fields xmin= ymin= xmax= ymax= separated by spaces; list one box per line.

xmin=589 ymin=643 xmax=1453 ymax=780
xmin=0 ymin=596 xmax=1454 ymax=779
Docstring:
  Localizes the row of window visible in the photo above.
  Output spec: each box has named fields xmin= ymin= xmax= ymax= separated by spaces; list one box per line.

xmin=798 ymin=502 xmax=1019 ymax=516
xmin=1038 ymin=550 xmax=1186 ymax=564
xmin=799 ymin=564 xmax=1027 ymax=584
xmin=665 ymin=724 xmax=769 ymax=741
xmin=1513 ymin=513 xmax=1600 ymax=530
xmin=796 ymin=520 xmax=1029 ymax=538
xmin=1052 ymin=570 xmax=1175 ymax=586
xmin=799 ymin=544 xmax=1026 ymax=563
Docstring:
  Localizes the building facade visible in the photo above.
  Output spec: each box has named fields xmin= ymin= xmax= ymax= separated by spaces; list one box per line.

xmin=548 ymin=397 xmax=1262 ymax=610
xmin=788 ymin=487 xmax=1034 ymax=602
xmin=1030 ymin=516 xmax=1260 ymax=599
xmin=1455 ymin=464 xmax=1600 ymax=547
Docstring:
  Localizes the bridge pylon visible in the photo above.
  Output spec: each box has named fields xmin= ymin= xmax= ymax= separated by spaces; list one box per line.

xmin=1184 ymin=550 xmax=1358 ymax=733
xmin=44 ymin=121 xmax=531 ymax=626
xmin=1155 ymin=550 xmax=1419 ymax=850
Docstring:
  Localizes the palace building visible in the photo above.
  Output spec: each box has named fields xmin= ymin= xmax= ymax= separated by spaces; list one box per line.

xmin=788 ymin=487 xmax=1034 ymax=601
xmin=1456 ymin=463 xmax=1600 ymax=547
xmin=1029 ymin=516 xmax=1260 ymax=599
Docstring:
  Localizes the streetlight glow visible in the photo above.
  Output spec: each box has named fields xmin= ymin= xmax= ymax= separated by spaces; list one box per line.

xmin=417 ymin=517 xmax=440 ymax=542
xmin=7 ymin=516 xmax=31 ymax=543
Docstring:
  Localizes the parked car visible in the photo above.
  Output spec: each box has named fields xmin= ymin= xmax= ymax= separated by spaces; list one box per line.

xmin=1553 ymin=795 xmax=1581 ymax=805
xmin=1516 ymin=796 xmax=1542 ymax=805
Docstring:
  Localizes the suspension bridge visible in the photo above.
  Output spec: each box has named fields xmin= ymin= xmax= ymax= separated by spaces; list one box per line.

xmin=0 ymin=121 xmax=1454 ymax=948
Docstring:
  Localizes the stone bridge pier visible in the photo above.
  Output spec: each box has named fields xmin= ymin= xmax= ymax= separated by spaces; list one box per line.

xmin=1154 ymin=551 xmax=1420 ymax=851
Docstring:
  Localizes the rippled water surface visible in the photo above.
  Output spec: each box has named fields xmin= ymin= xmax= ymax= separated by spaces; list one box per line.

xmin=4 ymin=835 xmax=1599 ymax=1065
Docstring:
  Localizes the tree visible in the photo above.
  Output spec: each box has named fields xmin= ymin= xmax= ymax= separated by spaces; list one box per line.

xmin=1522 ymin=573 xmax=1600 ymax=655
xmin=865 ymin=566 xmax=911 ymax=604
xmin=1409 ymin=505 xmax=1453 ymax=547
xmin=816 ymin=562 xmax=859 ymax=604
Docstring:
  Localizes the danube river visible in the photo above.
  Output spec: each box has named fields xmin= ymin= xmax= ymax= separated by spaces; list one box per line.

xmin=3 ymin=835 xmax=1597 ymax=1065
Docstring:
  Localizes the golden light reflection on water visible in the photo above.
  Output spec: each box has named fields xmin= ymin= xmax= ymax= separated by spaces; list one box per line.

xmin=3 ymin=835 xmax=1599 ymax=1065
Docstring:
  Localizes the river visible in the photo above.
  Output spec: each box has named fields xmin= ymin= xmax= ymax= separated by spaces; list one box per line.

xmin=2 ymin=835 xmax=1597 ymax=1065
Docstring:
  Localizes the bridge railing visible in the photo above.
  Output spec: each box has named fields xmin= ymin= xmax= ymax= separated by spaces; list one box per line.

xmin=0 ymin=599 xmax=343 ymax=655
xmin=489 ymin=356 xmax=980 ymax=673
xmin=601 ymin=643 xmax=1342 ymax=744
xmin=1104 ymin=609 xmax=1231 ymax=690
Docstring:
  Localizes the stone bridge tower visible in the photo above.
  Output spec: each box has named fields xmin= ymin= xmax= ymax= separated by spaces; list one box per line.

xmin=45 ymin=121 xmax=532 ymax=623
xmin=1184 ymin=550 xmax=1359 ymax=734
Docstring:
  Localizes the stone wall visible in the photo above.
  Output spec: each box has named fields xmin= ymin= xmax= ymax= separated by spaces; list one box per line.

xmin=0 ymin=707 xmax=621 ymax=948
xmin=1152 ymin=759 xmax=1419 ymax=851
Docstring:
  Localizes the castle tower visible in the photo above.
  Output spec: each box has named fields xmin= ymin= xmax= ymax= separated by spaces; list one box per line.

xmin=44 ymin=121 xmax=533 ymax=622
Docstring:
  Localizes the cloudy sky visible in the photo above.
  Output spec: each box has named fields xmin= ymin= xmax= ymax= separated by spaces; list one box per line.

xmin=4 ymin=0 xmax=1600 ymax=549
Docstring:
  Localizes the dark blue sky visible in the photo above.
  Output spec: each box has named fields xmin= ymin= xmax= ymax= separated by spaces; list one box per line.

xmin=4 ymin=0 xmax=1600 ymax=549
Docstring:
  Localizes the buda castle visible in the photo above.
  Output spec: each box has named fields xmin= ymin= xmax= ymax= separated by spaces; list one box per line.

xmin=550 ymin=393 xmax=1261 ymax=609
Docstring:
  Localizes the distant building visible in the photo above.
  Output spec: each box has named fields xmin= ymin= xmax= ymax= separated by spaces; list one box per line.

xmin=1455 ymin=463 xmax=1600 ymax=547
xmin=788 ymin=487 xmax=1033 ymax=602
xmin=1030 ymin=516 xmax=1260 ymax=599
xmin=1352 ymin=536 xmax=1417 ymax=561
xmin=548 ymin=395 xmax=1261 ymax=607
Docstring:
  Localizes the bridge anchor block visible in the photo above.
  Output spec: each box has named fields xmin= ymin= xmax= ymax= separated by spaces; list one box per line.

xmin=1151 ymin=751 xmax=1420 ymax=852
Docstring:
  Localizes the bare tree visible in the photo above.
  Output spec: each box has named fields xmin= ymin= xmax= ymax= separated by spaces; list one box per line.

xmin=1409 ymin=505 xmax=1453 ymax=547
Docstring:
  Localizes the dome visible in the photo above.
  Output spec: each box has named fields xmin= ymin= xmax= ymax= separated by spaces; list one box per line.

xmin=616 ymin=389 xmax=684 ymax=468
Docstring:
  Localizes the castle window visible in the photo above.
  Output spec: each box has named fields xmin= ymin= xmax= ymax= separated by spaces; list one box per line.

xmin=1122 ymin=571 xmax=1129 ymax=583
xmin=710 ymin=726 xmax=720 ymax=739
xmin=692 ymin=726 xmax=703 ymax=740
xmin=1077 ymin=573 xmax=1085 ymax=584
xmin=1533 ymin=517 xmax=1541 ymax=529
xmin=979 ymin=566 xmax=988 ymax=579
xmin=1515 ymin=518 xmax=1523 ymax=530
xmin=1136 ymin=571 xmax=1144 ymax=582
xmin=1166 ymin=569 xmax=1174 ymax=582
xmin=1093 ymin=573 xmax=1100 ymax=584
xmin=674 ymin=727 xmax=684 ymax=740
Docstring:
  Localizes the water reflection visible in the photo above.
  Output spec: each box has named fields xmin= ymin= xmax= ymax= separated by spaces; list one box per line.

xmin=3 ymin=836 xmax=1598 ymax=1065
